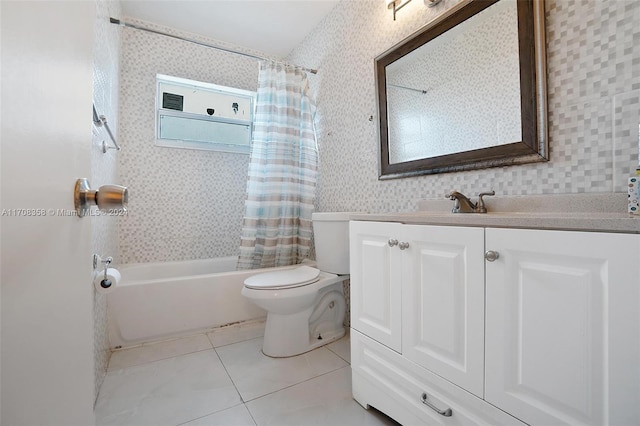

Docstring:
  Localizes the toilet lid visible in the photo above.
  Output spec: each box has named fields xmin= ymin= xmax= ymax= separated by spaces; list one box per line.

xmin=244 ymin=266 xmax=321 ymax=290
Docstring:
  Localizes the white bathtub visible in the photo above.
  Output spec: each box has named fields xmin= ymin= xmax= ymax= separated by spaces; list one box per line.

xmin=108 ymin=257 xmax=302 ymax=348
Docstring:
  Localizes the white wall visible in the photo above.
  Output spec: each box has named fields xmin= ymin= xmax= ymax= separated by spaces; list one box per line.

xmin=1 ymin=2 xmax=97 ymax=424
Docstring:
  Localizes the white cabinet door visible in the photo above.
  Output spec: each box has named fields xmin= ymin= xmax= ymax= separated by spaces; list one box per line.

xmin=350 ymin=221 xmax=403 ymax=352
xmin=402 ymin=225 xmax=486 ymax=398
xmin=485 ymin=228 xmax=640 ymax=426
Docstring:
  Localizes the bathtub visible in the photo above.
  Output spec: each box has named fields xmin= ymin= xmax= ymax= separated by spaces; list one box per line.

xmin=108 ymin=257 xmax=305 ymax=348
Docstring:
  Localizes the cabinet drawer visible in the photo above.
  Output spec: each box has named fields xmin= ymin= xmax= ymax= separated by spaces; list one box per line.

xmin=351 ymin=329 xmax=525 ymax=426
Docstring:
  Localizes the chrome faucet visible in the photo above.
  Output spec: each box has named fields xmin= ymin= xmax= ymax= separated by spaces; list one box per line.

xmin=447 ymin=190 xmax=495 ymax=213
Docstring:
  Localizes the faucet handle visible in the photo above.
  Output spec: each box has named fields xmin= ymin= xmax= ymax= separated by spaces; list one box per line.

xmin=476 ymin=191 xmax=495 ymax=213
xmin=447 ymin=190 xmax=461 ymax=212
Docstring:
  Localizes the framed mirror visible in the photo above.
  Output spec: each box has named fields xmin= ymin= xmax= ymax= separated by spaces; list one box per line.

xmin=376 ymin=0 xmax=547 ymax=179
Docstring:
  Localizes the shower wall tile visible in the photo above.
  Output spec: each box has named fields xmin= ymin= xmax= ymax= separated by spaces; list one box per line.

xmin=118 ymin=19 xmax=263 ymax=264
xmin=92 ymin=0 xmax=121 ymax=402
xmin=287 ymin=0 xmax=640 ymax=213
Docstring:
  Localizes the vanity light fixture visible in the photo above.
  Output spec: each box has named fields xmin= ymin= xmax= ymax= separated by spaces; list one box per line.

xmin=387 ymin=0 xmax=442 ymax=20
xmin=386 ymin=0 xmax=412 ymax=20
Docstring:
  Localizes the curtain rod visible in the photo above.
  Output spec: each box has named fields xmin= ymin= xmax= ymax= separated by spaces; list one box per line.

xmin=109 ymin=18 xmax=318 ymax=75
xmin=388 ymin=84 xmax=427 ymax=94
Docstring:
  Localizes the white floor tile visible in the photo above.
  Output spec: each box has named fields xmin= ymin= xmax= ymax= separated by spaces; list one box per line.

xmin=326 ymin=331 xmax=350 ymax=363
xmin=108 ymin=334 xmax=213 ymax=371
xmin=180 ymin=404 xmax=257 ymax=426
xmin=95 ymin=350 xmax=241 ymax=426
xmin=216 ymin=338 xmax=348 ymax=402
xmin=207 ymin=319 xmax=266 ymax=348
xmin=246 ymin=367 xmax=398 ymax=426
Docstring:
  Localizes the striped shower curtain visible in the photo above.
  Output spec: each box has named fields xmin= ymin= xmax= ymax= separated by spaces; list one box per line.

xmin=237 ymin=61 xmax=318 ymax=270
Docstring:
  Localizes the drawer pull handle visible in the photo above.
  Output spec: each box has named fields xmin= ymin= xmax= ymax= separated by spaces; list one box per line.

xmin=388 ymin=239 xmax=399 ymax=247
xmin=421 ymin=392 xmax=452 ymax=417
xmin=398 ymin=241 xmax=410 ymax=250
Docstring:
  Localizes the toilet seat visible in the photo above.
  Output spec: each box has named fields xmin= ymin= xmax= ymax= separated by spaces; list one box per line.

xmin=244 ymin=265 xmax=321 ymax=290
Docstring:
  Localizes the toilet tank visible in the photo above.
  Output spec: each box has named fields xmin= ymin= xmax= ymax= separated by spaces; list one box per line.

xmin=312 ymin=212 xmax=351 ymax=275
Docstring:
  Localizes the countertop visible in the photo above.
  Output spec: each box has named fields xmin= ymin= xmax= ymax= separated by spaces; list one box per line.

xmin=349 ymin=193 xmax=640 ymax=234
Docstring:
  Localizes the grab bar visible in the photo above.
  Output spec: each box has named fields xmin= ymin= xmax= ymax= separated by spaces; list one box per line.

xmin=93 ymin=104 xmax=121 ymax=153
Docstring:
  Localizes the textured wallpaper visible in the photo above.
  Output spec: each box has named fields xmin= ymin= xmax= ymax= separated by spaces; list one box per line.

xmin=117 ymin=19 xmax=266 ymax=264
xmin=92 ymin=0 xmax=121 ymax=401
xmin=287 ymin=0 xmax=640 ymax=214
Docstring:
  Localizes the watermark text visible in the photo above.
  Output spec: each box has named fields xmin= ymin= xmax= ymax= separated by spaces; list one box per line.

xmin=1 ymin=208 xmax=127 ymax=217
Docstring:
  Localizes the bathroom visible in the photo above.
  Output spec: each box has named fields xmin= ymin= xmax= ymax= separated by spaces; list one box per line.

xmin=1 ymin=0 xmax=639 ymax=424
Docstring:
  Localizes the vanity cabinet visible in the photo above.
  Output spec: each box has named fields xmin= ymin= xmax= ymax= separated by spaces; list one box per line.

xmin=350 ymin=221 xmax=640 ymax=426
xmin=485 ymin=228 xmax=640 ymax=426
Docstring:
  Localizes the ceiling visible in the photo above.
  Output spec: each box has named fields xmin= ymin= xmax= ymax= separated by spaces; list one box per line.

xmin=119 ymin=0 xmax=341 ymax=58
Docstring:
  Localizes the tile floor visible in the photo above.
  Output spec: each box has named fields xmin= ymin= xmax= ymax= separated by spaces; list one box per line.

xmin=95 ymin=320 xmax=398 ymax=426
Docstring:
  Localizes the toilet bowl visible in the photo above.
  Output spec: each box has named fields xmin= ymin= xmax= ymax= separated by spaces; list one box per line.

xmin=241 ymin=212 xmax=351 ymax=358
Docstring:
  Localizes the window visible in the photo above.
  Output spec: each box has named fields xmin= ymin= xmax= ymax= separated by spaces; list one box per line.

xmin=156 ymin=74 xmax=256 ymax=153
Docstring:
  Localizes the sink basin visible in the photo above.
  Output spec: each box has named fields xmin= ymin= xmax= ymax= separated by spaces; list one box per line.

xmin=348 ymin=193 xmax=638 ymax=234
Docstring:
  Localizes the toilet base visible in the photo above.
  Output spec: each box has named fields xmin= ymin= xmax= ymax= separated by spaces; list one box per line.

xmin=261 ymin=284 xmax=346 ymax=358
xmin=262 ymin=317 xmax=345 ymax=358
xmin=306 ymin=326 xmax=346 ymax=353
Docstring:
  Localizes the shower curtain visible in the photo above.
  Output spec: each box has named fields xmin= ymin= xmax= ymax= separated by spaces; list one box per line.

xmin=237 ymin=61 xmax=318 ymax=270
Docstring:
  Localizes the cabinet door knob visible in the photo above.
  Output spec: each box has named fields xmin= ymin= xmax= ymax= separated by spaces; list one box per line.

xmin=388 ymin=239 xmax=398 ymax=247
xmin=485 ymin=250 xmax=499 ymax=262
xmin=421 ymin=392 xmax=453 ymax=417
xmin=399 ymin=242 xmax=410 ymax=250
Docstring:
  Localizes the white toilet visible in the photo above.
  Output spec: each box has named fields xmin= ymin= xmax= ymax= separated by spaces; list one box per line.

xmin=241 ymin=212 xmax=350 ymax=357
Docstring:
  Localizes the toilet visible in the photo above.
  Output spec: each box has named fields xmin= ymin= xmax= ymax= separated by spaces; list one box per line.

xmin=241 ymin=212 xmax=350 ymax=357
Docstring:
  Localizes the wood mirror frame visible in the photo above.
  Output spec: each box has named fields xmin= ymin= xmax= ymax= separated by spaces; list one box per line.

xmin=377 ymin=0 xmax=547 ymax=179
